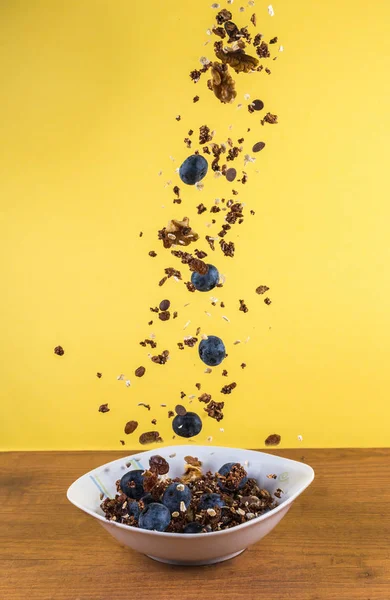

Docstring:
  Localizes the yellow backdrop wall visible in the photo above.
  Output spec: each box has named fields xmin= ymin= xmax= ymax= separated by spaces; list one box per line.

xmin=1 ymin=0 xmax=390 ymax=450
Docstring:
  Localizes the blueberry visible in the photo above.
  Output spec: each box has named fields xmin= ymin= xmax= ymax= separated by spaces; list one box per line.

xmin=183 ymin=522 xmax=203 ymax=534
xmin=191 ymin=264 xmax=219 ymax=292
xmin=127 ymin=500 xmax=140 ymax=519
xmin=172 ymin=412 xmax=203 ymax=438
xmin=120 ymin=469 xmax=144 ymax=500
xmin=198 ymin=493 xmax=225 ymax=511
xmin=140 ymin=493 xmax=155 ymax=507
xmin=179 ymin=154 xmax=208 ymax=185
xmin=138 ymin=503 xmax=171 ymax=532
xmin=198 ymin=335 xmax=226 ymax=367
xmin=217 ymin=462 xmax=248 ymax=491
xmin=162 ymin=482 xmax=192 ymax=513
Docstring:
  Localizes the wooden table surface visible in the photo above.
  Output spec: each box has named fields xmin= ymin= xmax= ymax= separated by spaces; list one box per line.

xmin=1 ymin=449 xmax=389 ymax=600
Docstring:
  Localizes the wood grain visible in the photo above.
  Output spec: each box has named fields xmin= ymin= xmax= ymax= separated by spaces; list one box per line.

xmin=1 ymin=449 xmax=389 ymax=600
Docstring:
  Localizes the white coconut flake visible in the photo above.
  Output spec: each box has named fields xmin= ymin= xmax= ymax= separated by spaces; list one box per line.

xmin=222 ymin=315 xmax=230 ymax=322
xmin=183 ymin=320 xmax=191 ymax=329
xmin=244 ymin=93 xmax=251 ymax=100
xmin=244 ymin=460 xmax=249 ymax=466
xmin=218 ymin=273 xmax=226 ymax=284
xmin=244 ymin=336 xmax=250 ymax=343
xmin=201 ymin=333 xmax=209 ymax=340
xmin=206 ymin=28 xmax=212 ymax=35
xmin=244 ymin=154 xmax=256 ymax=166
xmin=175 ymin=167 xmax=180 ymax=174
xmin=178 ymin=424 xmax=183 ymax=429
xmin=150 ymin=333 xmax=156 ymax=339
xmin=214 ymin=198 xmax=221 ymax=205
xmin=298 ymin=434 xmax=303 ymax=442
xmin=220 ymin=427 xmax=225 ymax=432
xmin=173 ymin=276 xmax=180 ymax=282
xmin=205 ymin=223 xmax=212 ymax=227
xmin=200 ymin=56 xmax=211 ymax=66
xmin=117 ymin=374 xmax=124 ymax=381
xmin=205 ymin=312 xmax=212 ymax=317
xmin=268 ymin=4 xmax=274 ymax=16
xmin=169 ymin=156 xmax=175 ymax=162
xmin=125 ymin=380 xmax=131 ymax=387
xmin=195 ymin=181 xmax=204 ymax=191
xmin=279 ymin=45 xmax=284 ymax=52
xmin=214 ymin=171 xmax=223 ymax=178
xmin=210 ymin=296 xmax=218 ymax=303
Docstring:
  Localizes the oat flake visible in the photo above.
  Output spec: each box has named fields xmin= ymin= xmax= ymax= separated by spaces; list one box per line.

xmin=117 ymin=374 xmax=124 ymax=381
xmin=222 ymin=316 xmax=230 ymax=322
xmin=125 ymin=380 xmax=131 ymax=387
xmin=268 ymin=4 xmax=274 ymax=16
xmin=211 ymin=2 xmax=220 ymax=8
xmin=183 ymin=320 xmax=191 ymax=329
xmin=298 ymin=434 xmax=303 ymax=442
xmin=195 ymin=182 xmax=204 ymax=191
xmin=279 ymin=45 xmax=284 ymax=52
xmin=244 ymin=93 xmax=250 ymax=100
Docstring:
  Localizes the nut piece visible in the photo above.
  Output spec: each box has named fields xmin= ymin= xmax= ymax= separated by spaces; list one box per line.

xmin=215 ymin=47 xmax=259 ymax=74
xmin=124 ymin=420 xmax=138 ymax=435
xmin=265 ymin=433 xmax=281 ymax=446
xmin=158 ymin=217 xmax=199 ymax=249
xmin=207 ymin=62 xmax=237 ymax=104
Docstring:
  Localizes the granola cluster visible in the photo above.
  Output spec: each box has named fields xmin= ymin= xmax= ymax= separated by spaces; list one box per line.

xmin=101 ymin=457 xmax=278 ymax=533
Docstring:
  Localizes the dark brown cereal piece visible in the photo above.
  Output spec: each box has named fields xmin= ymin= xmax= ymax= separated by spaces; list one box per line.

xmin=213 ymin=26 xmax=226 ymax=38
xmin=139 ymin=431 xmax=161 ymax=445
xmin=250 ymin=13 xmax=257 ymax=26
xmin=176 ymin=115 xmax=181 ymax=120
xmin=261 ymin=112 xmax=278 ymax=125
xmin=149 ymin=455 xmax=170 ymax=475
xmin=173 ymin=186 xmax=180 ymax=197
xmin=190 ymin=69 xmax=201 ymax=83
xmin=248 ymin=104 xmax=255 ymax=114
xmin=96 ymin=372 xmax=102 ymax=378
xmin=239 ymin=299 xmax=249 ymax=313
xmin=265 ymin=434 xmax=281 ymax=446
xmin=184 ymin=137 xmax=192 ymax=149
xmin=150 ymin=306 xmax=159 ymax=313
xmin=151 ymin=350 xmax=169 ymax=364
xmin=222 ymin=369 xmax=228 ymax=377
xmin=193 ymin=95 xmax=200 ymax=103
xmin=120 ymin=440 xmax=125 ymax=445
xmin=221 ymin=382 xmax=237 ymax=394
xmin=197 ymin=203 xmax=207 ymax=215
xmin=204 ymin=400 xmax=224 ymax=421
xmin=177 ymin=342 xmax=184 ymax=350
xmin=151 ymin=418 xmax=157 ymax=425
xmin=168 ymin=410 xmax=175 ymax=418
xmin=195 ymin=383 xmax=201 ymax=390
xmin=216 ymin=8 xmax=232 ymax=24
xmin=184 ymin=337 xmax=198 ymax=347
xmin=241 ymin=363 xmax=247 ymax=369
xmin=138 ymin=403 xmax=151 ymax=410
xmin=264 ymin=297 xmax=272 ymax=305
xmin=98 ymin=403 xmax=110 ymax=413
xmin=149 ymin=251 xmax=157 ymax=257
xmin=220 ymin=239 xmax=235 ymax=257
xmin=270 ymin=37 xmax=278 ymax=44
xmin=180 ymin=391 xmax=186 ymax=399
xmin=185 ymin=282 xmax=196 ymax=292
xmin=148 ymin=320 xmax=153 ymax=325
xmin=173 ymin=311 xmax=178 ymax=319
xmin=198 ymin=393 xmax=212 ymax=403
xmin=175 ymin=404 xmax=187 ymax=416
xmin=253 ymin=33 xmax=262 ymax=47
xmin=135 ymin=366 xmax=146 ymax=377
xmin=224 ymin=20 xmax=240 ymax=42
xmin=199 ymin=125 xmax=213 ymax=145
xmin=265 ymin=68 xmax=271 ymax=75
xmin=256 ymin=285 xmax=270 ymax=295
xmin=159 ymin=310 xmax=171 ymax=321
xmin=194 ymin=249 xmax=207 ymax=259
xmin=139 ymin=231 xmax=143 ymax=237
xmin=210 ymin=206 xmax=220 ymax=214
xmin=256 ymin=41 xmax=270 ymax=59
xmin=124 ymin=420 xmax=138 ymax=435
xmin=54 ymin=345 xmax=64 ymax=356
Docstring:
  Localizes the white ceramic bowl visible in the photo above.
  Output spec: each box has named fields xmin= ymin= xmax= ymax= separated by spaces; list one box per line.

xmin=67 ymin=445 xmax=314 ymax=566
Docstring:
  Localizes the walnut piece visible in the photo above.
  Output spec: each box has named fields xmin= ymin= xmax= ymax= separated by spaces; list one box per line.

xmin=158 ymin=217 xmax=199 ymax=249
xmin=215 ymin=47 xmax=259 ymax=74
xmin=207 ymin=62 xmax=237 ymax=104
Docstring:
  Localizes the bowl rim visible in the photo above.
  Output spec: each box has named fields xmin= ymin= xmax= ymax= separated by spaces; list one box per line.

xmin=67 ymin=445 xmax=314 ymax=539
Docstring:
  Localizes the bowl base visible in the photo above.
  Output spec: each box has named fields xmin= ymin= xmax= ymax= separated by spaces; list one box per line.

xmin=146 ymin=548 xmax=246 ymax=566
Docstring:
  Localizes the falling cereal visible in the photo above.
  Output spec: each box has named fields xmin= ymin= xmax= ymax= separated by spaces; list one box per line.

xmin=268 ymin=4 xmax=274 ymax=16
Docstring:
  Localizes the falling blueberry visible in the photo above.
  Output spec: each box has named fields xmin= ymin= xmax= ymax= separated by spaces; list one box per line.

xmin=162 ymin=482 xmax=192 ymax=513
xmin=183 ymin=522 xmax=204 ymax=534
xmin=119 ymin=469 xmax=145 ymax=500
xmin=198 ymin=335 xmax=226 ymax=366
xmin=172 ymin=411 xmax=203 ymax=438
xmin=198 ymin=493 xmax=225 ymax=511
xmin=217 ymin=462 xmax=248 ymax=491
xmin=179 ymin=154 xmax=208 ymax=185
xmin=191 ymin=264 xmax=219 ymax=292
xmin=138 ymin=503 xmax=171 ymax=532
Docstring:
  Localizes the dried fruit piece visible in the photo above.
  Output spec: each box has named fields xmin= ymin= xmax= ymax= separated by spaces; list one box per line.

xmin=124 ymin=420 xmax=138 ymax=435
xmin=226 ymin=168 xmax=237 ymax=182
xmin=216 ymin=8 xmax=232 ymax=24
xmin=159 ymin=299 xmax=170 ymax=311
xmin=175 ymin=405 xmax=187 ymax=416
xmin=252 ymin=141 xmax=266 ymax=152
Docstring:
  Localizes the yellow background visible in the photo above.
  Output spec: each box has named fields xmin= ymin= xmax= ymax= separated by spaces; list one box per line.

xmin=1 ymin=0 xmax=390 ymax=450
